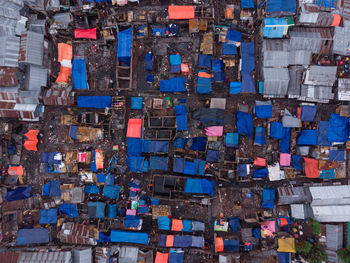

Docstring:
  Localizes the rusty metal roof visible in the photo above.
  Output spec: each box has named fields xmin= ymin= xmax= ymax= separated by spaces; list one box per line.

xmin=0 ymin=67 xmax=17 ymax=87
xmin=0 ymin=252 xmax=19 ymax=263
xmin=59 ymin=222 xmax=98 ymax=245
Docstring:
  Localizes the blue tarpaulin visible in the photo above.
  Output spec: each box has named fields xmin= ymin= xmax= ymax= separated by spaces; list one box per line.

xmin=47 ymin=180 xmax=61 ymax=196
xmin=153 ymin=26 xmax=166 ymax=36
xmin=127 ymin=156 xmax=148 ymax=173
xmin=88 ymin=202 xmax=105 ymax=218
xmin=85 ymin=185 xmax=99 ymax=194
xmin=127 ymin=138 xmax=142 ymax=156
xmin=278 ymin=252 xmax=290 ymax=263
xmin=131 ymin=97 xmax=143 ymax=110
xmin=108 ymin=204 xmax=117 ymax=218
xmin=262 ymin=188 xmax=275 ymax=208
xmin=253 ymin=227 xmax=261 ymax=238
xmin=223 ymin=239 xmax=239 ymax=252
xmin=17 ymin=228 xmax=50 ymax=245
xmin=170 ymin=54 xmax=181 ymax=65
xmin=197 ymin=76 xmax=212 ymax=94
xmin=158 ymin=216 xmax=170 ymax=230
xmin=150 ymin=156 xmax=168 ymax=170
xmin=263 ymin=18 xmax=287 ymax=38
xmin=173 ymin=157 xmax=185 ymax=173
xmin=280 ymin=127 xmax=291 ymax=153
xmin=253 ymin=168 xmax=268 ymax=178
xmin=103 ymin=185 xmax=121 ymax=199
xmin=98 ymin=233 xmax=111 ymax=243
xmin=225 ymin=133 xmax=239 ymax=147
xmin=297 ymin=130 xmax=318 ymax=146
xmin=160 ymin=77 xmax=186 ymax=93
xmin=266 ymin=0 xmax=296 ymax=13
xmin=206 ymin=150 xmax=219 ymax=162
xmin=72 ymin=59 xmax=88 ymax=90
xmin=223 ymin=43 xmax=237 ymax=55
xmin=117 ymin=28 xmax=132 ymax=66
xmin=236 ymin=111 xmax=253 ymax=137
xmin=229 ymin=218 xmax=240 ymax=232
xmin=314 ymin=0 xmax=337 ymax=8
xmin=175 ymin=105 xmax=188 ymax=131
xmin=330 ymin=149 xmax=345 ymax=161
xmin=328 ymin=113 xmax=349 ymax=143
xmin=292 ymin=155 xmax=302 ymax=171
xmin=111 ymin=230 xmax=148 ymax=245
xmin=241 ymin=0 xmax=254 ymax=8
xmin=241 ymin=42 xmax=255 ymax=93
xmin=238 ymin=164 xmax=248 ymax=177
xmin=145 ymin=52 xmax=153 ymax=71
xmin=124 ymin=215 xmax=141 ymax=228
xmin=69 ymin=125 xmax=78 ymax=139
xmin=184 ymin=178 xmax=214 ymax=196
xmin=198 ymin=55 xmax=211 ymax=68
xmin=226 ymin=29 xmax=242 ymax=44
xmin=39 ymin=208 xmax=57 ymax=224
xmin=59 ymin=204 xmax=79 ymax=217
xmin=212 ymin=59 xmax=225 ymax=82
xmin=142 ymin=140 xmax=169 ymax=153
xmin=77 ymin=96 xmax=112 ymax=108
xmin=174 ymin=138 xmax=189 ymax=149
xmin=301 ymin=105 xmax=317 ymax=122
xmin=6 ymin=186 xmax=31 ymax=201
xmin=158 ymin=235 xmax=204 ymax=248
xmin=254 ymin=127 xmax=266 ymax=145
xmin=317 ymin=121 xmax=331 ymax=146
xmin=229 ymin=81 xmax=241 ymax=94
xmin=270 ymin=122 xmax=283 ymax=139
xmin=169 ymin=251 xmax=184 ymax=263
xmin=191 ymin=137 xmax=207 ymax=151
xmin=255 ymin=105 xmax=272 ymax=119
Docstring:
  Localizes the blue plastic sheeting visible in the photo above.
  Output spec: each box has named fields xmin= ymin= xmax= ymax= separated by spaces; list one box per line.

xmin=297 ymin=130 xmax=318 ymax=146
xmin=48 ymin=180 xmax=61 ymax=196
xmin=169 ymin=251 xmax=184 ymax=263
xmin=127 ymin=138 xmax=142 ymax=156
xmin=183 ymin=220 xmax=192 ymax=231
xmin=77 ymin=96 xmax=112 ymax=108
xmin=158 ymin=216 xmax=170 ymax=230
xmin=241 ymin=42 xmax=255 ymax=93
xmin=72 ymin=59 xmax=88 ymax=90
xmin=39 ymin=208 xmax=57 ymax=224
xmin=147 ymin=74 xmax=154 ymax=82
xmin=225 ymin=133 xmax=239 ymax=147
xmin=142 ymin=140 xmax=169 ymax=153
xmin=226 ymin=29 xmax=242 ymax=44
xmin=314 ymin=0 xmax=337 ymax=8
xmin=198 ymin=55 xmax=212 ymax=68
xmin=229 ymin=81 xmax=241 ymax=94
xmin=153 ymin=26 xmax=166 ymax=36
xmin=317 ymin=121 xmax=331 ymax=146
xmin=320 ymin=169 xmax=336 ymax=179
xmin=111 ymin=230 xmax=148 ymax=245
xmin=253 ymin=227 xmax=261 ymax=238
xmin=97 ymin=173 xmax=105 ymax=183
xmin=160 ymin=77 xmax=186 ymax=93
xmin=173 ymin=157 xmax=185 ymax=173
xmin=199 ymin=108 xmax=224 ymax=127
xmin=117 ymin=28 xmax=132 ymax=65
xmin=127 ymin=156 xmax=149 ymax=173
xmin=255 ymin=105 xmax=272 ymax=119
xmin=238 ymin=164 xmax=248 ymax=177
xmin=175 ymin=105 xmax=188 ymax=131
xmin=138 ymin=206 xmax=149 ymax=214
xmin=103 ymin=185 xmax=121 ymax=199
xmin=108 ymin=204 xmax=117 ymax=218
xmin=280 ymin=127 xmax=291 ymax=153
xmin=223 ymin=239 xmax=239 ymax=252
xmin=223 ymin=43 xmax=237 ymax=55
xmin=145 ymin=52 xmax=153 ymax=71
xmin=42 ymin=184 xmax=49 ymax=196
xmin=263 ymin=18 xmax=287 ymax=38
xmin=88 ymin=202 xmax=105 ymax=218
xmin=229 ymin=218 xmax=240 ymax=232
xmin=212 ymin=59 xmax=225 ymax=82
xmin=170 ymin=54 xmax=181 ymax=65
xmin=253 ymin=168 xmax=268 ymax=178
xmin=241 ymin=0 xmax=254 ymax=8
xmin=184 ymin=178 xmax=214 ymax=196
xmin=266 ymin=0 xmax=296 ymax=13
xmin=85 ymin=185 xmax=100 ymax=194
xmin=131 ymin=97 xmax=143 ymax=110
xmin=124 ymin=215 xmax=141 ymax=228
xmin=6 ymin=186 xmax=31 ymax=201
xmin=328 ymin=113 xmax=350 ymax=143
xmin=184 ymin=159 xmax=205 ymax=175
xmin=150 ymin=156 xmax=168 ymax=170
xmin=206 ymin=150 xmax=219 ymax=162
xmin=171 ymin=64 xmax=181 ymax=73
xmin=59 ymin=204 xmax=79 ymax=217
xmin=236 ymin=111 xmax=253 ymax=137
xmin=291 ymin=155 xmax=302 ymax=171
xmin=98 ymin=233 xmax=111 ymax=243
xmin=277 ymin=252 xmax=290 ymax=263
xmin=197 ymin=77 xmax=212 ymax=94
xmin=17 ymin=228 xmax=50 ymax=245
xmin=254 ymin=127 xmax=266 ymax=145
xmin=159 ymin=235 xmax=204 ymax=248
xmin=330 ymin=149 xmax=345 ymax=161
xmin=69 ymin=125 xmax=78 ymax=139
xmin=270 ymin=122 xmax=283 ymax=139
xmin=42 ymin=152 xmax=61 ymax=164
xmin=191 ymin=137 xmax=207 ymax=151
xmin=174 ymin=138 xmax=189 ymax=149
xmin=301 ymin=106 xmax=317 ymax=122
xmin=262 ymin=188 xmax=275 ymax=209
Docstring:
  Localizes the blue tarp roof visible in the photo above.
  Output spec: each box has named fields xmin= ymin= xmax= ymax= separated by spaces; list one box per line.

xmin=127 ymin=138 xmax=142 ymax=156
xmin=206 ymin=149 xmax=219 ymax=162
xmin=124 ymin=215 xmax=141 ymax=228
xmin=226 ymin=29 xmax=242 ymax=44
xmin=72 ymin=59 xmax=88 ymax=90
xmin=88 ymin=202 xmax=105 ymax=218
xmin=59 ymin=204 xmax=79 ymax=217
xmin=127 ymin=156 xmax=149 ymax=173
xmin=170 ymin=54 xmax=181 ymax=65
xmin=278 ymin=252 xmax=291 ymax=263
xmin=270 ymin=122 xmax=283 ymax=139
xmin=17 ymin=228 xmax=50 ymax=245
xmin=184 ymin=178 xmax=214 ymax=196
xmin=263 ymin=18 xmax=287 ymax=38
xmin=255 ymin=105 xmax=272 ymax=119
xmin=254 ymin=127 xmax=266 ymax=145
xmin=103 ymin=185 xmax=121 ymax=199
xmin=142 ymin=140 xmax=169 ymax=153
xmin=160 ymin=77 xmax=186 ymax=93
xmin=314 ymin=0 xmax=337 ymax=8
xmin=108 ymin=204 xmax=117 ymax=218
xmin=236 ymin=111 xmax=253 ymax=137
xmin=175 ymin=105 xmax=188 ymax=131
xmin=169 ymin=251 xmax=184 ymax=263
xmin=262 ymin=188 xmax=275 ymax=208
xmin=280 ymin=127 xmax=291 ymax=153
xmin=266 ymin=0 xmax=296 ymax=13
xmin=229 ymin=217 xmax=240 ymax=232
xmin=190 ymin=137 xmax=207 ymax=151
xmin=225 ymin=133 xmax=239 ymax=148
xmin=253 ymin=168 xmax=268 ymax=178
xmin=131 ymin=97 xmax=143 ymax=110
xmin=6 ymin=186 xmax=31 ymax=201
xmin=241 ymin=42 xmax=255 ymax=93
xmin=330 ymin=149 xmax=345 ymax=161
xmin=117 ymin=28 xmax=132 ymax=63
xmin=241 ymin=0 xmax=254 ymax=8
xmin=197 ymin=77 xmax=212 ymax=94
xmin=301 ymin=105 xmax=317 ymax=122
xmin=223 ymin=239 xmax=239 ymax=252
xmin=328 ymin=113 xmax=349 ymax=143
xmin=198 ymin=55 xmax=211 ymax=68
xmin=85 ymin=185 xmax=100 ymax=194
xmin=223 ymin=43 xmax=237 ymax=55
xmin=292 ymin=155 xmax=302 ymax=171
xmin=158 ymin=216 xmax=170 ymax=230
xmin=39 ymin=208 xmax=57 ymax=224
xmin=317 ymin=121 xmax=331 ymax=146
xmin=45 ymin=180 xmax=61 ymax=196
xmin=150 ymin=156 xmax=168 ymax=170
xmin=111 ymin=230 xmax=148 ymax=245
xmin=77 ymin=96 xmax=112 ymax=108
xmin=229 ymin=81 xmax=242 ymax=94
xmin=297 ymin=130 xmax=318 ymax=145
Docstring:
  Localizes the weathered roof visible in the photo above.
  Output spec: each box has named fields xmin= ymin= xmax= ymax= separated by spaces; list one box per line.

xmin=300 ymin=85 xmax=334 ymax=102
xmin=0 ymin=66 xmax=17 ymax=86
xmin=263 ymin=67 xmax=289 ymax=96
xmin=337 ymin=78 xmax=350 ymax=101
xmin=287 ymin=66 xmax=303 ymax=97
xmin=24 ymin=65 xmax=47 ymax=91
xmin=289 ymin=31 xmax=323 ymax=53
xmin=310 ymin=185 xmax=350 ymax=206
xmin=0 ymin=36 xmax=20 ymax=67
xmin=277 ymin=186 xmax=311 ymax=205
xmin=263 ymin=50 xmax=289 ymax=67
xmin=303 ymin=66 xmax=337 ymax=86
xmin=17 ymin=251 xmax=72 ymax=263
xmin=333 ymin=26 xmax=350 ymax=56
xmin=263 ymin=39 xmax=288 ymax=51
xmin=288 ymin=50 xmax=311 ymax=65
xmin=59 ymin=222 xmax=98 ymax=245
xmin=19 ymin=31 xmax=44 ymax=66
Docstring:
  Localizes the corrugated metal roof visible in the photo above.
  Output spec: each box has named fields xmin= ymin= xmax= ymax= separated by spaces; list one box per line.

xmin=17 ymin=90 xmax=41 ymax=104
xmin=0 ymin=66 xmax=17 ymax=86
xmin=288 ymin=66 xmax=303 ymax=97
xmin=263 ymin=39 xmax=288 ymax=51
xmin=73 ymin=248 xmax=92 ymax=263
xmin=59 ymin=222 xmax=98 ymax=245
xmin=263 ymin=50 xmax=289 ymax=67
xmin=277 ymin=186 xmax=311 ymax=205
xmin=0 ymin=252 xmax=19 ymax=263
xmin=337 ymin=78 xmax=350 ymax=101
xmin=289 ymin=31 xmax=323 ymax=53
xmin=19 ymin=31 xmax=44 ymax=66
xmin=299 ymin=12 xmax=319 ymax=24
xmin=304 ymin=66 xmax=337 ymax=86
xmin=312 ymin=205 xmax=350 ymax=222
xmin=310 ymin=185 xmax=350 ymax=206
xmin=0 ymin=36 xmax=20 ymax=67
xmin=343 ymin=0 xmax=350 ymax=22
xmin=288 ymin=50 xmax=311 ymax=65
xmin=17 ymin=251 xmax=72 ymax=263
xmin=300 ymin=85 xmax=334 ymax=102
xmin=0 ymin=86 xmax=19 ymax=100
xmin=263 ymin=67 xmax=289 ymax=96
xmin=333 ymin=26 xmax=350 ymax=56
xmin=326 ymin=224 xmax=343 ymax=251
xmin=291 ymin=204 xmax=313 ymax=219
xmin=25 ymin=65 xmax=47 ymax=90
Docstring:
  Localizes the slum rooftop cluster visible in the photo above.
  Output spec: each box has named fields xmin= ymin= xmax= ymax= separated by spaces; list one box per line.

xmin=0 ymin=0 xmax=350 ymax=262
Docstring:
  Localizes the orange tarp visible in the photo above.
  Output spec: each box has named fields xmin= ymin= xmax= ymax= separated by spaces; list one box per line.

xmin=56 ymin=66 xmax=71 ymax=83
xmin=172 ymin=219 xmax=184 ymax=231
xmin=57 ymin=43 xmax=72 ymax=62
xmin=127 ymin=118 xmax=142 ymax=138
xmin=166 ymin=235 xmax=174 ymax=247
xmin=216 ymin=237 xmax=224 ymax=252
xmin=155 ymin=252 xmax=169 ymax=263
xmin=198 ymin=72 xmax=211 ymax=78
xmin=304 ymin=158 xmax=319 ymax=178
xmin=24 ymin=129 xmax=38 ymax=151
xmin=8 ymin=166 xmax=23 ymax=176
xmin=331 ymin=14 xmax=341 ymax=26
xmin=95 ymin=149 xmax=104 ymax=170
xmin=24 ymin=129 xmax=38 ymax=140
xmin=168 ymin=6 xmax=195 ymax=20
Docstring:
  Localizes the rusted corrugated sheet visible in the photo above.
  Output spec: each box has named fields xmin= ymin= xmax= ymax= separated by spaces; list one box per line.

xmin=59 ymin=222 xmax=98 ymax=245
xmin=0 ymin=87 xmax=18 ymax=100
xmin=344 ymin=0 xmax=350 ymax=22
xmin=292 ymin=27 xmax=333 ymax=54
xmin=43 ymin=88 xmax=73 ymax=106
xmin=0 ymin=67 xmax=18 ymax=86
xmin=0 ymin=252 xmax=19 ymax=263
